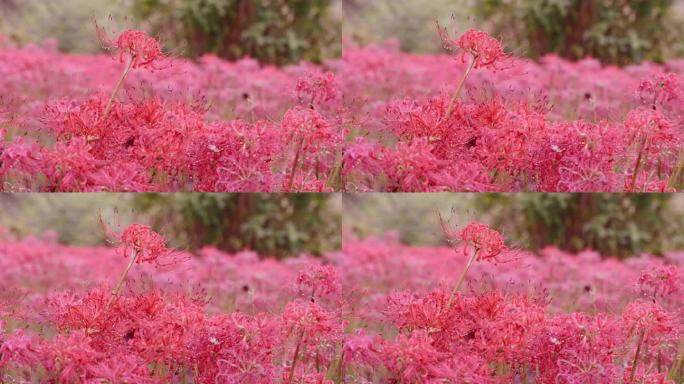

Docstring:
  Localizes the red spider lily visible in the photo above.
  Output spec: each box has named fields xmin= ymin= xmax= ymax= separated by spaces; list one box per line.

xmin=50 ymin=288 xmax=121 ymax=343
xmin=280 ymin=106 xmax=340 ymax=191
xmin=295 ymin=72 xmax=340 ymax=106
xmin=99 ymin=221 xmax=176 ymax=266
xmin=0 ymin=329 xmax=42 ymax=371
xmin=380 ymin=137 xmax=451 ymax=192
xmin=622 ymin=300 xmax=675 ymax=384
xmin=623 ymin=300 xmax=673 ymax=338
xmin=623 ymin=107 xmax=677 ymax=191
xmin=456 ymin=221 xmax=508 ymax=261
xmin=282 ymin=300 xmax=343 ymax=342
xmin=638 ymin=265 xmax=681 ymax=300
xmin=529 ymin=313 xmax=623 ymax=384
xmin=119 ymin=224 xmax=170 ymax=264
xmin=436 ymin=23 xmax=507 ymax=70
xmin=380 ymin=329 xmax=495 ymax=383
xmin=8 ymin=20 xmax=684 ymax=192
xmin=296 ymin=265 xmax=341 ymax=299
xmin=338 ymin=37 xmax=684 ymax=192
xmin=622 ymin=367 xmax=674 ymax=384
xmin=623 ymin=108 xmax=675 ymax=151
xmin=3 ymin=229 xmax=684 ymax=382
xmin=639 ymin=72 xmax=680 ymax=107
xmin=282 ymin=300 xmax=344 ymax=383
xmin=96 ymin=27 xmax=166 ymax=70
xmin=190 ymin=312 xmax=282 ymax=384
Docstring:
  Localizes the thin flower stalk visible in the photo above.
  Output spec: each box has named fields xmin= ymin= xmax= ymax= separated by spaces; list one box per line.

xmin=629 ymin=329 xmax=646 ymax=384
xmin=107 ymin=248 xmax=138 ymax=310
xmin=288 ymin=329 xmax=306 ymax=383
xmin=447 ymin=246 xmax=479 ymax=310
xmin=287 ymin=137 xmax=305 ymax=192
xmin=629 ymin=136 xmax=648 ymax=192
xmin=103 ymin=55 xmax=134 ymax=119
xmin=446 ymin=54 xmax=477 ymax=117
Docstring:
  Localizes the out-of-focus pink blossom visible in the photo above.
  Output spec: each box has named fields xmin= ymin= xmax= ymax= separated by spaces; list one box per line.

xmin=639 ymin=265 xmax=681 ymax=299
xmin=295 ymin=72 xmax=340 ymax=105
xmin=639 ymin=72 xmax=680 ymax=106
xmin=296 ymin=265 xmax=341 ymax=298
xmin=622 ymin=300 xmax=673 ymax=338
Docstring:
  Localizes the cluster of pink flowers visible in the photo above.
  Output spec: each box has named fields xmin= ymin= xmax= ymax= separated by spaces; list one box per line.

xmin=342 ymin=28 xmax=684 ymax=192
xmin=0 ymin=29 xmax=344 ymax=192
xmin=4 ymin=27 xmax=684 ymax=191
xmin=2 ymin=224 xmax=684 ymax=382
xmin=639 ymin=72 xmax=680 ymax=106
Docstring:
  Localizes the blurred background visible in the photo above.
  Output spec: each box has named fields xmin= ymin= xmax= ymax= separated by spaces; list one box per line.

xmin=345 ymin=193 xmax=684 ymax=258
xmin=0 ymin=0 xmax=341 ymax=65
xmin=344 ymin=0 xmax=684 ymax=65
xmin=0 ymin=193 xmax=342 ymax=258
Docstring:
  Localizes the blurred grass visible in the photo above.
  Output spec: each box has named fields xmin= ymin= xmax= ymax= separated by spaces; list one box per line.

xmin=0 ymin=0 xmax=130 ymax=53
xmin=343 ymin=193 xmax=478 ymax=246
xmin=0 ymin=0 xmax=342 ymax=64
xmin=132 ymin=193 xmax=342 ymax=257
xmin=343 ymin=0 xmax=471 ymax=53
xmin=0 ymin=193 xmax=136 ymax=245
xmin=344 ymin=0 xmax=684 ymax=64
xmin=0 ymin=193 xmax=342 ymax=257
xmin=344 ymin=193 xmax=684 ymax=258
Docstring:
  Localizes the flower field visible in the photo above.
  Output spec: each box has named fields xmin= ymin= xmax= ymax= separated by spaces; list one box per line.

xmin=4 ymin=25 xmax=684 ymax=192
xmin=0 ymin=29 xmax=344 ymax=192
xmin=2 ymin=222 xmax=684 ymax=383
xmin=343 ymin=26 xmax=684 ymax=192
xmin=4 ymin=2 xmax=684 ymax=383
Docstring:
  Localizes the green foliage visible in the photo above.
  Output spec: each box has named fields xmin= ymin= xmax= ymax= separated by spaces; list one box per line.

xmin=132 ymin=193 xmax=341 ymax=258
xmin=347 ymin=194 xmax=684 ymax=258
xmin=0 ymin=0 xmax=129 ymax=53
xmin=475 ymin=194 xmax=683 ymax=257
xmin=131 ymin=0 xmax=341 ymax=64
xmin=0 ymin=194 xmax=134 ymax=245
xmin=474 ymin=0 xmax=684 ymax=65
xmin=344 ymin=193 xmax=476 ymax=245
xmin=345 ymin=0 xmax=684 ymax=65
xmin=344 ymin=0 xmax=468 ymax=53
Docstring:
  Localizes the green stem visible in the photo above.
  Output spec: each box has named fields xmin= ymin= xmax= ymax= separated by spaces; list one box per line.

xmin=287 ymin=137 xmax=305 ymax=192
xmin=521 ymin=364 xmax=529 ymax=384
xmin=336 ymin=350 xmax=345 ymax=384
xmin=629 ymin=136 xmax=648 ymax=192
xmin=325 ymin=152 xmax=344 ymax=191
xmin=446 ymin=247 xmax=479 ymax=310
xmin=667 ymin=151 xmax=684 ymax=190
xmin=629 ymin=329 xmax=646 ymax=384
xmin=445 ymin=54 xmax=477 ymax=118
xmin=107 ymin=249 xmax=138 ymax=310
xmin=288 ymin=329 xmax=305 ymax=383
xmin=104 ymin=55 xmax=135 ymax=119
